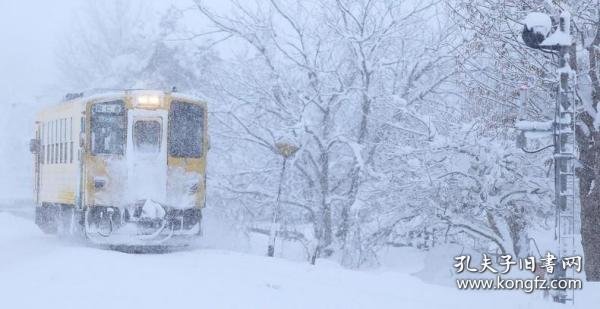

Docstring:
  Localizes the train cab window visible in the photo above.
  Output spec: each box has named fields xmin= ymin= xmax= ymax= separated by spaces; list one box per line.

xmin=169 ymin=101 xmax=204 ymax=158
xmin=91 ymin=101 xmax=126 ymax=155
xmin=133 ymin=120 xmax=161 ymax=153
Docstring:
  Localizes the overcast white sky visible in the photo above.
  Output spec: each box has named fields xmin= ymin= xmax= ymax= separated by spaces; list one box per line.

xmin=0 ymin=1 xmax=78 ymax=199
xmin=0 ymin=0 xmax=82 ymax=103
xmin=0 ymin=0 xmax=233 ymax=104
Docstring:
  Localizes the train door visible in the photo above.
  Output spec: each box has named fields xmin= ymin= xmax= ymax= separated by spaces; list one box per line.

xmin=126 ymin=109 xmax=168 ymax=203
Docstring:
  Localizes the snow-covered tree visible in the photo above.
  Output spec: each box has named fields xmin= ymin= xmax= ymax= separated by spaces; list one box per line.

xmin=193 ymin=0 xmax=465 ymax=266
xmin=57 ymin=0 xmax=217 ymax=92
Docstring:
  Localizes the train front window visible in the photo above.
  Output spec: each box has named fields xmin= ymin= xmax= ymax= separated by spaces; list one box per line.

xmin=91 ymin=100 xmax=126 ymax=155
xmin=169 ymin=101 xmax=204 ymax=158
xmin=133 ymin=120 xmax=161 ymax=153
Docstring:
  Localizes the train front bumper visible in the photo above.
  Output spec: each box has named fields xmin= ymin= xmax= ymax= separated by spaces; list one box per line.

xmin=84 ymin=200 xmax=202 ymax=246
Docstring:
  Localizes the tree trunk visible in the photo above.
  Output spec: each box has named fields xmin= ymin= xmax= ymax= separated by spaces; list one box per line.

xmin=580 ymin=179 xmax=600 ymax=281
xmin=317 ymin=109 xmax=333 ymax=258
xmin=339 ymin=82 xmax=372 ymax=252
xmin=577 ymin=122 xmax=600 ymax=281
xmin=578 ymin=40 xmax=600 ymax=281
xmin=506 ymin=208 xmax=528 ymax=258
xmin=319 ymin=150 xmax=333 ymax=255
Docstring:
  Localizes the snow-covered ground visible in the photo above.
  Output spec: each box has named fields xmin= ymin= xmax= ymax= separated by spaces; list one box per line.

xmin=0 ymin=206 xmax=597 ymax=309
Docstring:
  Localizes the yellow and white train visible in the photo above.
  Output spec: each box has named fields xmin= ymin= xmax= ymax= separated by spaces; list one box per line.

xmin=30 ymin=90 xmax=207 ymax=246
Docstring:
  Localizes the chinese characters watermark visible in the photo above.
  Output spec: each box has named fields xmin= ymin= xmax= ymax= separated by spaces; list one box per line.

xmin=453 ymin=253 xmax=583 ymax=293
xmin=453 ymin=252 xmax=582 ymax=274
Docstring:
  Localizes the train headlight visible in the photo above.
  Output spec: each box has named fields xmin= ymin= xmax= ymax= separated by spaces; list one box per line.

xmin=136 ymin=95 xmax=161 ymax=108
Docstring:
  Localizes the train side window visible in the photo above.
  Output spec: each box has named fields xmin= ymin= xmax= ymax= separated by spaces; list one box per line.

xmin=43 ymin=123 xmax=47 ymax=164
xmin=50 ymin=120 xmax=54 ymax=164
xmin=47 ymin=121 xmax=50 ymax=164
xmin=70 ymin=117 xmax=73 ymax=163
xmin=49 ymin=122 xmax=51 ymax=164
xmin=65 ymin=119 xmax=68 ymax=163
xmin=59 ymin=119 xmax=63 ymax=164
xmin=62 ymin=118 xmax=66 ymax=163
xmin=57 ymin=119 xmax=63 ymax=164
xmin=58 ymin=119 xmax=61 ymax=163
xmin=60 ymin=119 xmax=63 ymax=164
xmin=62 ymin=118 xmax=66 ymax=164
xmin=50 ymin=122 xmax=53 ymax=165
xmin=51 ymin=120 xmax=56 ymax=164
xmin=43 ymin=122 xmax=47 ymax=164
xmin=59 ymin=119 xmax=62 ymax=164
xmin=60 ymin=118 xmax=63 ymax=164
xmin=43 ymin=123 xmax=46 ymax=164
xmin=55 ymin=119 xmax=59 ymax=164
xmin=40 ymin=123 xmax=45 ymax=164
xmin=47 ymin=122 xmax=50 ymax=164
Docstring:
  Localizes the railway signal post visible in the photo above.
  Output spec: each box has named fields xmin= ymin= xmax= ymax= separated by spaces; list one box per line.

xmin=518 ymin=10 xmax=577 ymax=304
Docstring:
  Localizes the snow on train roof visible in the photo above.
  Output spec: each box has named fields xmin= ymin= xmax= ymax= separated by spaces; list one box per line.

xmin=37 ymin=90 xmax=205 ymax=117
xmin=62 ymin=89 xmax=204 ymax=104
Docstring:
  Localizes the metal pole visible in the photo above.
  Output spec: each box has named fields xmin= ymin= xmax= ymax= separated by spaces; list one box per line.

xmin=267 ymin=156 xmax=288 ymax=257
xmin=553 ymin=12 xmax=577 ymax=304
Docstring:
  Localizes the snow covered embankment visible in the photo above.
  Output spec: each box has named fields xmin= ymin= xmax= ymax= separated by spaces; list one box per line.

xmin=0 ymin=212 xmax=594 ymax=309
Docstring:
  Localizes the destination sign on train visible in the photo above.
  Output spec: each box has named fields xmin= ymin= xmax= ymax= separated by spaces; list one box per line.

xmin=93 ymin=103 xmax=123 ymax=114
